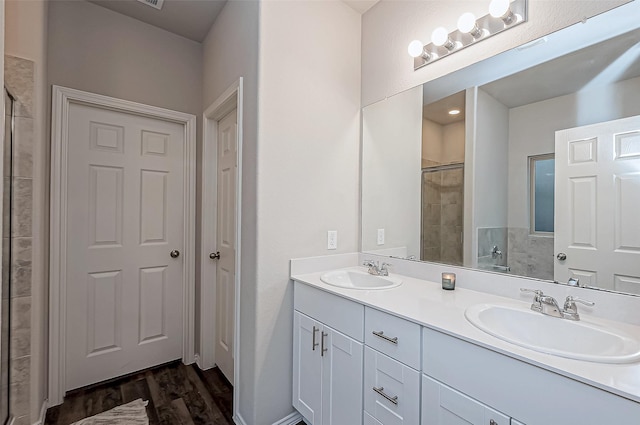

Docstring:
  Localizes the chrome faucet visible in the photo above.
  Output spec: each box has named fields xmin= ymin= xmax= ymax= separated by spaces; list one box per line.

xmin=363 ymin=260 xmax=391 ymax=276
xmin=520 ymin=289 xmax=594 ymax=321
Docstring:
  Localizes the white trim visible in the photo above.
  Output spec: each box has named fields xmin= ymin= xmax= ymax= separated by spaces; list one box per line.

xmin=272 ymin=412 xmax=304 ymax=425
xmin=31 ymin=400 xmax=48 ymax=425
xmin=233 ymin=413 xmax=249 ymax=425
xmin=48 ymin=85 xmax=197 ymax=405
xmin=200 ymin=78 xmax=244 ymax=421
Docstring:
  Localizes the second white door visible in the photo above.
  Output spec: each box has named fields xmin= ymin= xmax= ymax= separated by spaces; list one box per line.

xmin=215 ymin=109 xmax=237 ymax=384
xmin=65 ymin=101 xmax=186 ymax=391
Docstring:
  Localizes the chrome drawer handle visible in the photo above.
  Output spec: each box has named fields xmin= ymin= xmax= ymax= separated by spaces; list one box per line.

xmin=372 ymin=330 xmax=398 ymax=345
xmin=373 ymin=386 xmax=398 ymax=405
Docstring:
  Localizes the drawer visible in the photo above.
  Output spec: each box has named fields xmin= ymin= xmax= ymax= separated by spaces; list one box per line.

xmin=365 ymin=307 xmax=421 ymax=369
xmin=364 ymin=346 xmax=420 ymax=425
xmin=422 ymin=375 xmax=510 ymax=425
xmin=294 ymin=281 xmax=364 ymax=341
xmin=364 ymin=411 xmax=383 ymax=425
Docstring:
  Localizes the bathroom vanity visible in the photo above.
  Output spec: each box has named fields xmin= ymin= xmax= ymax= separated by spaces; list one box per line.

xmin=290 ymin=256 xmax=640 ymax=425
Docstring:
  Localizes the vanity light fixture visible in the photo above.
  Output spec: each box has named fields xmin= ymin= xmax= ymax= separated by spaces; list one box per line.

xmin=409 ymin=0 xmax=527 ymax=70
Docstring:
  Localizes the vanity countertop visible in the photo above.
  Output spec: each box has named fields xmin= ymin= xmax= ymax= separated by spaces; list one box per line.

xmin=291 ymin=268 xmax=640 ymax=404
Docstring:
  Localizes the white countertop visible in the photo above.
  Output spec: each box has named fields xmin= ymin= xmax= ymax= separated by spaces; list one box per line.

xmin=291 ymin=267 xmax=640 ymax=404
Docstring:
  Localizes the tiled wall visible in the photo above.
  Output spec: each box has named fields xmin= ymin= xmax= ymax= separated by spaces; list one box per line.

xmin=5 ymin=55 xmax=34 ymax=425
xmin=477 ymin=226 xmax=554 ymax=281
xmin=507 ymin=227 xmax=554 ymax=280
xmin=422 ymin=167 xmax=464 ymax=266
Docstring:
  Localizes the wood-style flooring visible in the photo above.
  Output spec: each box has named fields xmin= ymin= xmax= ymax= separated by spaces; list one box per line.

xmin=44 ymin=362 xmax=234 ymax=425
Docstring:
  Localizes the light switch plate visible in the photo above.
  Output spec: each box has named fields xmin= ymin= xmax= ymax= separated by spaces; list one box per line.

xmin=377 ymin=228 xmax=385 ymax=245
xmin=327 ymin=230 xmax=338 ymax=250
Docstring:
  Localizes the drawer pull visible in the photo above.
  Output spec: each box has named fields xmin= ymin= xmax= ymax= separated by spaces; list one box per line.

xmin=372 ymin=330 xmax=398 ymax=345
xmin=372 ymin=386 xmax=398 ymax=405
xmin=312 ymin=326 xmax=319 ymax=351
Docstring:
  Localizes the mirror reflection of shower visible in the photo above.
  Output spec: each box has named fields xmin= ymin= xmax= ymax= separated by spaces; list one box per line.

xmin=421 ymin=91 xmax=465 ymax=265
xmin=1 ymin=89 xmax=15 ymax=425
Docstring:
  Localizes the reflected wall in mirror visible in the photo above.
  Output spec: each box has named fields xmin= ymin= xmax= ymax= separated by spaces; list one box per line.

xmin=361 ymin=3 xmax=640 ymax=296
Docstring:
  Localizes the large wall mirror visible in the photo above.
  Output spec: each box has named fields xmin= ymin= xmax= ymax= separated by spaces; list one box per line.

xmin=361 ymin=2 xmax=640 ymax=296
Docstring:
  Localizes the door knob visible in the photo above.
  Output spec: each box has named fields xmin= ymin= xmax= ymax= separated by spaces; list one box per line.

xmin=210 ymin=251 xmax=221 ymax=260
xmin=170 ymin=250 xmax=180 ymax=259
xmin=557 ymin=252 xmax=567 ymax=261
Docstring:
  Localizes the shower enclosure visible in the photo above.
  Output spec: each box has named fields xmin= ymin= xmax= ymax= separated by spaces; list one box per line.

xmin=421 ymin=163 xmax=464 ymax=266
xmin=1 ymin=89 xmax=14 ymax=425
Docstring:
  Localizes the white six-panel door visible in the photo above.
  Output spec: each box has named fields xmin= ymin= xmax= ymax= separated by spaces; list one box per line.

xmin=215 ymin=109 xmax=237 ymax=384
xmin=555 ymin=115 xmax=640 ymax=294
xmin=65 ymin=102 xmax=185 ymax=390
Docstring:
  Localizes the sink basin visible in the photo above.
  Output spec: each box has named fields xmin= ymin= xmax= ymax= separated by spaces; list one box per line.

xmin=320 ymin=268 xmax=402 ymax=290
xmin=465 ymin=303 xmax=640 ymax=364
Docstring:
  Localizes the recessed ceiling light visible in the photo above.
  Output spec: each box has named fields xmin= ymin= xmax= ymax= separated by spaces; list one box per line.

xmin=449 ymin=109 xmax=461 ymax=115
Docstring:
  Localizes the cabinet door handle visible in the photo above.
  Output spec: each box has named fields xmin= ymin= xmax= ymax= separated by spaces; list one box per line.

xmin=321 ymin=331 xmax=328 ymax=356
xmin=372 ymin=386 xmax=398 ymax=405
xmin=312 ymin=326 xmax=319 ymax=351
xmin=372 ymin=330 xmax=398 ymax=345
xmin=489 ymin=420 xmax=497 ymax=425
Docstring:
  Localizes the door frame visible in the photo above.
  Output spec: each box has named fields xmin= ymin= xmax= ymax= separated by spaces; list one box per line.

xmin=199 ymin=78 xmax=243 ymax=409
xmin=49 ymin=85 xmax=197 ymax=406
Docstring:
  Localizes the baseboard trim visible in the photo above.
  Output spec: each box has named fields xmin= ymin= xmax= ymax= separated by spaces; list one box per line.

xmin=272 ymin=411 xmax=303 ymax=425
xmin=32 ymin=400 xmax=48 ymax=425
xmin=233 ymin=413 xmax=249 ymax=425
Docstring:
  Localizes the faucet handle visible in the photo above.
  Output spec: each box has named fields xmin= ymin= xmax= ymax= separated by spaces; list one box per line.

xmin=363 ymin=260 xmax=376 ymax=267
xmin=564 ymin=296 xmax=595 ymax=308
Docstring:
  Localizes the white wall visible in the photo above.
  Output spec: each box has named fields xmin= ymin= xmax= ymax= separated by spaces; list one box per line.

xmin=47 ymin=1 xmax=202 ymax=118
xmin=442 ymin=121 xmax=465 ymax=164
xmin=507 ymin=75 xmax=640 ymax=229
xmin=466 ymin=88 xmax=509 ymax=266
xmin=255 ymin=1 xmax=361 ymax=422
xmin=5 ymin=0 xmax=48 ymax=421
xmin=201 ymin=1 xmax=260 ymax=423
xmin=362 ymin=86 xmax=422 ymax=256
xmin=361 ymin=0 xmax=629 ymax=106
xmin=422 ymin=118 xmax=443 ymax=166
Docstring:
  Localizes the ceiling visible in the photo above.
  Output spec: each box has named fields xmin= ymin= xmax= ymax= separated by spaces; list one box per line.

xmin=481 ymin=28 xmax=640 ymax=108
xmin=86 ymin=0 xmax=379 ymax=43
xmin=423 ymin=91 xmax=465 ymax=125
xmin=86 ymin=0 xmax=227 ymax=42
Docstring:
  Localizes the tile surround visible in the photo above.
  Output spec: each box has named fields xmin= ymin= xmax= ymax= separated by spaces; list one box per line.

xmin=5 ymin=55 xmax=35 ymax=423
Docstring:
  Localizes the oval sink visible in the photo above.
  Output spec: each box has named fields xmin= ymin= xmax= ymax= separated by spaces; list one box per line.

xmin=465 ymin=303 xmax=640 ymax=364
xmin=320 ymin=268 xmax=402 ymax=290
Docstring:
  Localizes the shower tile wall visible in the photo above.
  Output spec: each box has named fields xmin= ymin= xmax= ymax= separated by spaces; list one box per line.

xmin=5 ymin=55 xmax=34 ymax=425
xmin=422 ymin=168 xmax=463 ymax=266
xmin=508 ymin=227 xmax=554 ymax=280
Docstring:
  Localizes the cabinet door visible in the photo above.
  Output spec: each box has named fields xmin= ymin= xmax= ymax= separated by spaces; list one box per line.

xmin=293 ymin=311 xmax=323 ymax=424
xmin=322 ymin=327 xmax=363 ymax=425
xmin=422 ymin=375 xmax=510 ymax=425
xmin=364 ymin=347 xmax=420 ymax=425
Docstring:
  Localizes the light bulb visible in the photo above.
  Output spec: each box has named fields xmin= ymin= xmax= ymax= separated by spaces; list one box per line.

xmin=408 ymin=40 xmax=424 ymax=58
xmin=457 ymin=12 xmax=483 ymax=38
xmin=457 ymin=13 xmax=476 ymax=33
xmin=448 ymin=109 xmax=461 ymax=115
xmin=490 ymin=0 xmax=516 ymax=24
xmin=431 ymin=27 xmax=449 ymax=47
xmin=489 ymin=0 xmax=510 ymax=18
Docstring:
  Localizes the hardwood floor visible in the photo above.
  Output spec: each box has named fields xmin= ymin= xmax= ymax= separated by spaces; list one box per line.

xmin=45 ymin=361 xmax=234 ymax=425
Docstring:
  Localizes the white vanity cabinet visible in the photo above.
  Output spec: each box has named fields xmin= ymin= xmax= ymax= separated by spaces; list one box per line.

xmin=364 ymin=307 xmax=422 ymax=425
xmin=422 ymin=375 xmax=511 ymax=425
xmin=293 ymin=282 xmax=365 ymax=425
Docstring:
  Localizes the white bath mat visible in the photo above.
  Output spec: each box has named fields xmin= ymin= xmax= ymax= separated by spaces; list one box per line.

xmin=71 ymin=399 xmax=149 ymax=425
